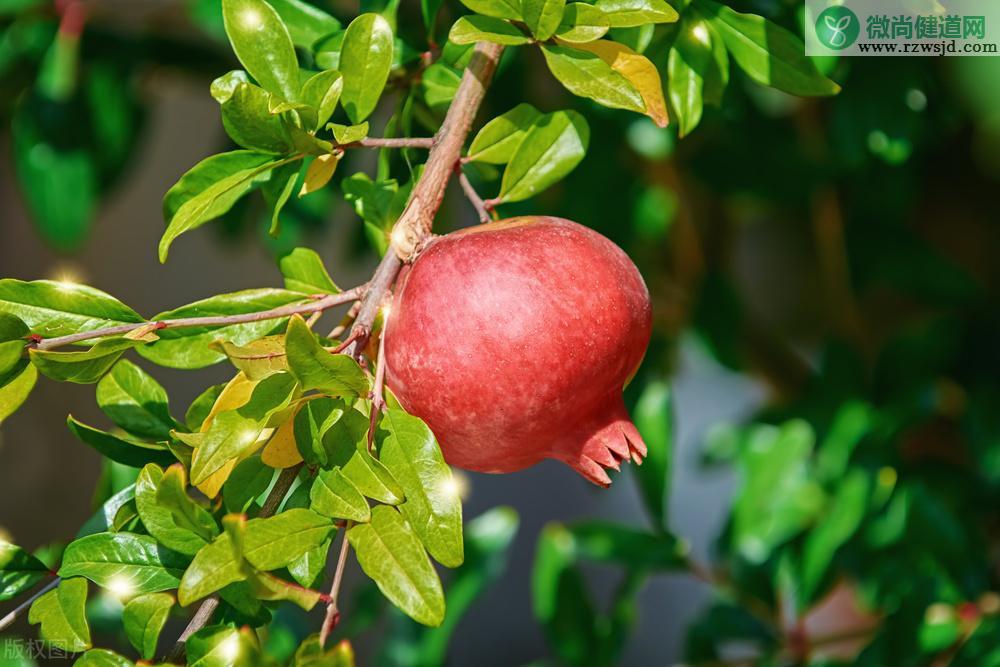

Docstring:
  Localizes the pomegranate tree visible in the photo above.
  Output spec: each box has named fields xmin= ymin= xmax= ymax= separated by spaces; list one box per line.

xmin=385 ymin=217 xmax=652 ymax=485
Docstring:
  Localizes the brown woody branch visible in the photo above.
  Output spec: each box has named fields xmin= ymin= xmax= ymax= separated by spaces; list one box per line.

xmin=343 ymin=41 xmax=505 ymax=360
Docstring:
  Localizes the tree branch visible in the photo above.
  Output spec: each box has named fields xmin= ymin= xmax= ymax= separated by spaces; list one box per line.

xmin=319 ymin=525 xmax=352 ymax=646
xmin=0 ymin=576 xmax=59 ymax=632
xmin=163 ymin=464 xmax=303 ymax=664
xmin=343 ymin=41 xmax=505 ymax=360
xmin=32 ymin=285 xmax=366 ymax=351
xmin=353 ymin=137 xmax=435 ymax=149
xmin=457 ymin=166 xmax=493 ymax=224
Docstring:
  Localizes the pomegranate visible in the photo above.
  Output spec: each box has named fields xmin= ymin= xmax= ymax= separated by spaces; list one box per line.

xmin=383 ymin=217 xmax=652 ymax=486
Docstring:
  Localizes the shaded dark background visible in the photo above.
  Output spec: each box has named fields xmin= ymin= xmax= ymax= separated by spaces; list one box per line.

xmin=2 ymin=0 xmax=1000 ymax=665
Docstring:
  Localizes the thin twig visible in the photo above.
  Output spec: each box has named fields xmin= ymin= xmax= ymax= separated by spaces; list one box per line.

xmin=163 ymin=464 xmax=303 ymax=664
xmin=353 ymin=137 xmax=435 ymax=149
xmin=319 ymin=526 xmax=353 ymax=647
xmin=33 ymin=286 xmax=365 ymax=351
xmin=457 ymin=166 xmax=492 ymax=224
xmin=319 ymin=299 xmax=391 ymax=646
xmin=328 ymin=301 xmax=361 ymax=339
xmin=343 ymin=42 xmax=505 ymax=360
xmin=0 ymin=576 xmax=59 ymax=632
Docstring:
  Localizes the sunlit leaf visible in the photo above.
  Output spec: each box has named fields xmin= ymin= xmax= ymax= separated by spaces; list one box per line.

xmin=541 ymin=45 xmax=645 ymax=114
xmin=498 ymin=110 xmax=589 ymax=203
xmin=222 ymin=0 xmax=300 ymax=101
xmin=379 ymin=410 xmax=463 ymax=568
xmin=339 ymin=13 xmax=394 ymax=123
xmin=348 ymin=506 xmax=445 ymax=626
xmin=467 ymin=103 xmax=542 ymax=164
xmin=28 ymin=577 xmax=91 ymax=653
xmin=123 ymin=592 xmax=173 ymax=660
xmin=59 ymin=533 xmax=188 ymax=594
xmin=448 ymin=16 xmax=533 ymax=45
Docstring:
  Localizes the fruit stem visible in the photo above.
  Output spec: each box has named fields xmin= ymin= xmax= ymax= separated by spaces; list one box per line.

xmin=342 ymin=41 xmax=505 ymax=359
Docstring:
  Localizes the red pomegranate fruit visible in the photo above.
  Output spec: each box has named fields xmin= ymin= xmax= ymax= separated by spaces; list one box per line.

xmin=383 ymin=217 xmax=652 ymax=486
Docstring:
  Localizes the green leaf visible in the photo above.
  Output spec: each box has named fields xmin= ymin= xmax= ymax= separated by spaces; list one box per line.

xmin=0 ymin=361 xmax=37 ymax=423
xmin=220 ymin=82 xmax=295 ymax=154
xmin=330 ymin=121 xmax=369 ymax=145
xmin=262 ymin=158 xmax=302 ymax=238
xmin=268 ymin=0 xmax=341 ymax=49
xmin=223 ymin=456 xmax=275 ymax=513
xmin=59 ymin=533 xmax=188 ymax=594
xmin=498 ymin=110 xmax=589 ymax=203
xmin=285 ymin=315 xmax=370 ymax=396
xmin=555 ymin=3 xmax=611 ymax=43
xmin=668 ymin=24 xmax=710 ymax=137
xmin=700 ymin=13 xmax=729 ymax=105
xmin=448 ymin=16 xmax=533 ymax=45
xmin=138 ymin=288 xmax=309 ymax=369
xmin=74 ymin=649 xmax=135 ymax=666
xmin=348 ymin=506 xmax=445 ymax=626
xmin=457 ymin=0 xmax=522 ymax=20
xmin=341 ymin=173 xmax=410 ymax=253
xmin=160 ymin=153 xmax=290 ymax=262
xmin=28 ymin=577 xmax=91 ymax=653
xmin=310 ymin=468 xmax=371 ymax=522
xmin=30 ymin=338 xmax=138 ymax=384
xmin=467 ymin=103 xmax=542 ymax=164
xmin=541 ymin=45 xmax=645 ymax=113
xmin=67 ymin=417 xmax=176 ymax=468
xmin=0 ymin=279 xmax=143 ymax=339
xmin=158 ymin=464 xmax=221 ymax=542
xmin=335 ymin=427 xmax=404 ymax=505
xmin=732 ymin=421 xmax=825 ymax=563
xmin=340 ymin=13 xmax=394 ymax=123
xmin=300 ymin=69 xmax=344 ymax=131
xmin=0 ymin=542 xmax=51 ymax=602
xmin=189 ymin=372 xmax=298 ymax=484
xmin=800 ymin=469 xmax=872 ymax=603
xmin=186 ymin=625 xmax=261 ymax=667
xmin=420 ymin=63 xmax=462 ymax=112
xmin=379 ymin=410 xmax=463 ymax=568
xmin=11 ymin=97 xmax=97 ymax=252
xmin=293 ymin=397 xmax=350 ymax=466
xmin=135 ymin=464 xmax=211 ymax=555
xmin=123 ymin=592 xmax=173 ymax=660
xmin=243 ymin=508 xmax=336 ymax=570
xmin=288 ymin=535 xmax=331 ymax=589
xmin=569 ymin=521 xmax=688 ymax=569
xmin=162 ymin=150 xmax=273 ymax=222
xmin=280 ymin=248 xmax=340 ymax=296
xmin=78 ymin=485 xmax=136 ymax=539
xmin=0 ymin=313 xmax=29 ymax=376
xmin=523 ymin=0 xmax=565 ymax=40
xmin=96 ymin=359 xmax=176 ymax=440
xmin=222 ymin=0 xmax=300 ymax=101
xmin=698 ymin=0 xmax=840 ymax=96
xmin=593 ymin=0 xmax=678 ymax=27
xmin=415 ymin=507 xmax=519 ymax=665
xmin=631 ymin=380 xmax=672 ymax=530
xmin=532 ymin=524 xmax=599 ymax=664
xmin=178 ymin=533 xmax=244 ymax=606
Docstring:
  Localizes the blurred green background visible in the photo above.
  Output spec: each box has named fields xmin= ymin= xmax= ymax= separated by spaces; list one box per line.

xmin=2 ymin=0 xmax=1000 ymax=665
